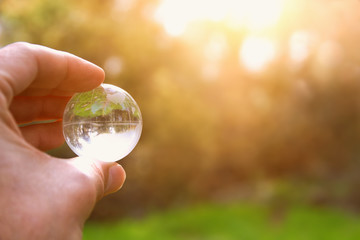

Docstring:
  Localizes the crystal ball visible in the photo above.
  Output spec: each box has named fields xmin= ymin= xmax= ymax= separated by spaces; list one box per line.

xmin=63 ymin=83 xmax=142 ymax=162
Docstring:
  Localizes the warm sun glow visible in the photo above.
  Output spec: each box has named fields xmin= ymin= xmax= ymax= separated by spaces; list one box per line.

xmin=154 ymin=0 xmax=284 ymax=36
xmin=240 ymin=36 xmax=277 ymax=72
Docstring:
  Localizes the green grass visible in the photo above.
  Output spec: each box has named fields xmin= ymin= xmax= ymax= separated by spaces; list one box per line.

xmin=83 ymin=203 xmax=360 ymax=240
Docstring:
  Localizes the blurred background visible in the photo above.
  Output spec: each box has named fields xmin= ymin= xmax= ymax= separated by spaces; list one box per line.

xmin=2 ymin=0 xmax=360 ymax=239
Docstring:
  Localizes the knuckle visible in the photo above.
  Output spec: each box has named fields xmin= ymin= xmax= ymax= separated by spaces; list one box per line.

xmin=6 ymin=41 xmax=33 ymax=52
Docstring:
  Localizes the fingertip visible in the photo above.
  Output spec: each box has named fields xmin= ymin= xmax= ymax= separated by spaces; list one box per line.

xmin=83 ymin=59 xmax=105 ymax=86
xmin=104 ymin=163 xmax=126 ymax=196
xmin=61 ymin=54 xmax=105 ymax=93
xmin=95 ymin=63 xmax=105 ymax=83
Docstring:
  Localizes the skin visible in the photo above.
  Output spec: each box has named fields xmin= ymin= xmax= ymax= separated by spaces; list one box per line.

xmin=0 ymin=42 xmax=126 ymax=240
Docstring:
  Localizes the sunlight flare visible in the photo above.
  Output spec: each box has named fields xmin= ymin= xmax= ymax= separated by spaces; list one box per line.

xmin=154 ymin=0 xmax=284 ymax=36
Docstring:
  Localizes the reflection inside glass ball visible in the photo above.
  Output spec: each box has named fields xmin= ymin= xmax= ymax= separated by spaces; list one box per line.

xmin=63 ymin=83 xmax=142 ymax=162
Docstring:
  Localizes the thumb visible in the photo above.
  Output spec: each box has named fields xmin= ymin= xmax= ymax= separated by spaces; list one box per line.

xmin=70 ymin=157 xmax=126 ymax=200
xmin=103 ymin=161 xmax=127 ymax=196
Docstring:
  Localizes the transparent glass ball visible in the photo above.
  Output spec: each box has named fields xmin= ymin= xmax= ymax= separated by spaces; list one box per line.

xmin=63 ymin=83 xmax=142 ymax=162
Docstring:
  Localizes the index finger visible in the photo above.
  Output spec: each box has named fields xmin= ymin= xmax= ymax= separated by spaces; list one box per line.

xmin=0 ymin=42 xmax=104 ymax=105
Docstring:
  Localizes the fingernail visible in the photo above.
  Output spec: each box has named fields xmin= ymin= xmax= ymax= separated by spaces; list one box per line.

xmin=104 ymin=164 xmax=126 ymax=195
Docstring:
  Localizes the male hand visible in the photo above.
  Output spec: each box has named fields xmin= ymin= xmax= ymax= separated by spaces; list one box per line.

xmin=0 ymin=42 xmax=126 ymax=240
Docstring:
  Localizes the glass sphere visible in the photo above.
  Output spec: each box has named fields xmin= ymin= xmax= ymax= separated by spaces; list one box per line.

xmin=63 ymin=83 xmax=142 ymax=162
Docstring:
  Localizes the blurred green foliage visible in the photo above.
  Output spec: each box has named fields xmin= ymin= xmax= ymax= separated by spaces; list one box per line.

xmin=2 ymin=0 xmax=360 ymax=220
xmin=83 ymin=202 xmax=360 ymax=240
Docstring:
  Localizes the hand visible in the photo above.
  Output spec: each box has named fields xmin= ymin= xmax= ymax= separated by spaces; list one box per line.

xmin=0 ymin=42 xmax=126 ymax=240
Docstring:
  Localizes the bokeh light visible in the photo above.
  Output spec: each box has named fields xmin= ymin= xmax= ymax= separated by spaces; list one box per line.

xmin=240 ymin=36 xmax=277 ymax=72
